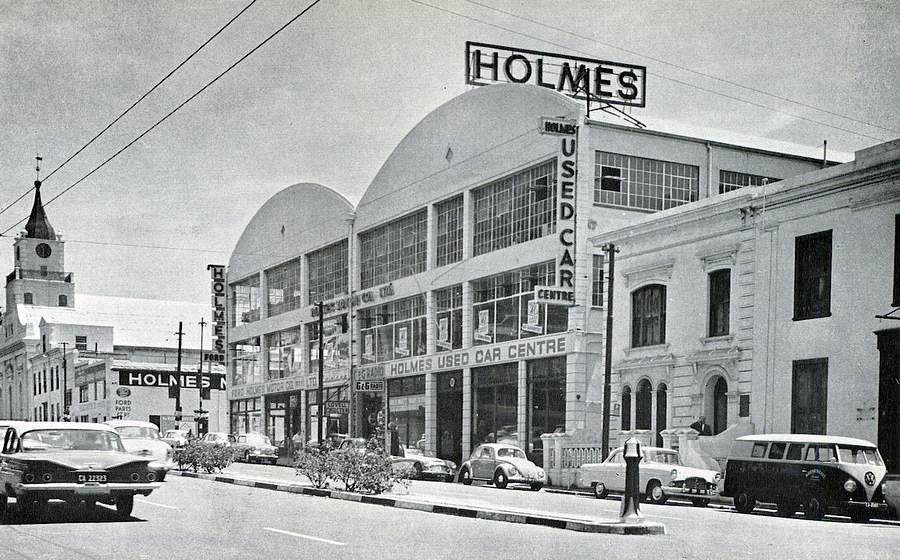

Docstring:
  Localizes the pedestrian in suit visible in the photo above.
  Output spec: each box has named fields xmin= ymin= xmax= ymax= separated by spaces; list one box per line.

xmin=690 ymin=415 xmax=712 ymax=436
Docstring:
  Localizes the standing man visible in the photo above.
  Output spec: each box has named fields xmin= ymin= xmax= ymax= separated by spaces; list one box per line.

xmin=690 ymin=415 xmax=712 ymax=436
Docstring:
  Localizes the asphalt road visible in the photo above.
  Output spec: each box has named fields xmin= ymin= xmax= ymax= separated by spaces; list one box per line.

xmin=0 ymin=469 xmax=897 ymax=560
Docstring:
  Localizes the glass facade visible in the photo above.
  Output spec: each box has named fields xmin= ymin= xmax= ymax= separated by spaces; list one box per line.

xmin=307 ymin=240 xmax=348 ymax=304
xmin=435 ymin=196 xmax=463 ymax=267
xmin=231 ymin=397 xmax=262 ymax=435
xmin=471 ymin=262 xmax=567 ymax=345
xmin=719 ymin=170 xmax=780 ymax=194
xmin=232 ymin=275 xmax=261 ymax=326
xmin=472 ymin=160 xmax=556 ymax=256
xmin=307 ymin=315 xmax=350 ymax=374
xmin=527 ymin=357 xmax=566 ymax=465
xmin=473 ymin=363 xmax=518 ymax=448
xmin=595 ymin=152 xmax=699 ymax=212
xmin=359 ymin=296 xmax=427 ymax=363
xmin=232 ymin=337 xmax=263 ymax=386
xmin=434 ymin=284 xmax=463 ymax=351
xmin=267 ymin=327 xmax=303 ymax=380
xmin=388 ymin=375 xmax=426 ymax=449
xmin=359 ymin=210 xmax=428 ymax=289
xmin=267 ymin=257 xmax=303 ymax=317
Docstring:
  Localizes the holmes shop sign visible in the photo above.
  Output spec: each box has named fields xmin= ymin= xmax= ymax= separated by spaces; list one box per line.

xmin=535 ymin=118 xmax=576 ymax=306
xmin=118 ymin=370 xmax=226 ymax=390
xmin=384 ymin=335 xmax=566 ymax=378
xmin=466 ymin=42 xmax=646 ymax=107
xmin=207 ymin=264 xmax=226 ymax=362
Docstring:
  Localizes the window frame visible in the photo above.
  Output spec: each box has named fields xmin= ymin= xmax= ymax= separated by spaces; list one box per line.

xmin=793 ymin=230 xmax=832 ymax=321
xmin=708 ymin=268 xmax=731 ymax=337
xmin=631 ymin=284 xmax=667 ymax=348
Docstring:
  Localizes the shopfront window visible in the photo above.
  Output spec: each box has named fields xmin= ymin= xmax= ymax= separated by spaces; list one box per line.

xmin=359 ymin=210 xmax=428 ymax=290
xmin=434 ymin=285 xmax=463 ymax=352
xmin=230 ymin=397 xmax=262 ymax=435
xmin=308 ymin=240 xmax=348 ymax=304
xmin=231 ymin=275 xmax=261 ymax=326
xmin=388 ymin=375 xmax=426 ymax=449
xmin=359 ymin=296 xmax=426 ymax=363
xmin=267 ymin=327 xmax=303 ymax=380
xmin=307 ymin=315 xmax=350 ymax=374
xmin=471 ymin=262 xmax=567 ymax=346
xmin=527 ymin=357 xmax=566 ymax=465
xmin=473 ymin=363 xmax=518 ymax=448
xmin=307 ymin=386 xmax=349 ymax=442
xmin=267 ymin=257 xmax=303 ymax=317
xmin=232 ymin=337 xmax=263 ymax=386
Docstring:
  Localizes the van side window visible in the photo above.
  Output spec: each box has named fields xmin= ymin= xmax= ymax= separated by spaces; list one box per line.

xmin=786 ymin=443 xmax=804 ymax=460
xmin=805 ymin=444 xmax=837 ymax=462
xmin=768 ymin=442 xmax=786 ymax=459
xmin=751 ymin=443 xmax=768 ymax=458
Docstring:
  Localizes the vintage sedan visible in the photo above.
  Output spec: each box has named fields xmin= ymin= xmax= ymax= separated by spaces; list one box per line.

xmin=105 ymin=420 xmax=175 ymax=480
xmin=458 ymin=443 xmax=546 ymax=490
xmin=197 ymin=432 xmax=236 ymax=448
xmin=393 ymin=447 xmax=457 ymax=482
xmin=233 ymin=433 xmax=279 ymax=465
xmin=161 ymin=429 xmax=191 ymax=449
xmin=574 ymin=446 xmax=721 ymax=506
xmin=0 ymin=421 xmax=162 ymax=518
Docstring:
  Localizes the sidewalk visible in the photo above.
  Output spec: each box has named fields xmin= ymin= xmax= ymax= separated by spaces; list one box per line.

xmin=168 ymin=466 xmax=665 ymax=535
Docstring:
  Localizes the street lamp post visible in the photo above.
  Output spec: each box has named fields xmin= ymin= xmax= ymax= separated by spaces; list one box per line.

xmin=601 ymin=243 xmax=619 ymax=459
xmin=198 ymin=318 xmax=207 ymax=436
xmin=317 ymin=301 xmax=324 ymax=444
xmin=60 ymin=341 xmax=69 ymax=420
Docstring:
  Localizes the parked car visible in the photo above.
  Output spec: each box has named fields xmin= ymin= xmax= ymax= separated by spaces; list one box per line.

xmin=105 ymin=420 xmax=175 ymax=480
xmin=721 ymin=434 xmax=890 ymax=522
xmin=161 ymin=429 xmax=191 ymax=449
xmin=458 ymin=443 xmax=546 ymax=490
xmin=393 ymin=446 xmax=457 ymax=482
xmin=197 ymin=432 xmax=236 ymax=448
xmin=574 ymin=446 xmax=720 ymax=506
xmin=233 ymin=433 xmax=279 ymax=465
xmin=0 ymin=421 xmax=162 ymax=519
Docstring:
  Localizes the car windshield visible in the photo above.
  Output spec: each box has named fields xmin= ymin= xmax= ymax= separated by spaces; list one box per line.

xmin=244 ymin=434 xmax=271 ymax=445
xmin=645 ymin=450 xmax=682 ymax=465
xmin=21 ymin=429 xmax=124 ymax=452
xmin=164 ymin=430 xmax=187 ymax=439
xmin=496 ymin=447 xmax=526 ymax=459
xmin=206 ymin=434 xmax=226 ymax=442
xmin=837 ymin=445 xmax=884 ymax=466
xmin=116 ymin=426 xmax=159 ymax=439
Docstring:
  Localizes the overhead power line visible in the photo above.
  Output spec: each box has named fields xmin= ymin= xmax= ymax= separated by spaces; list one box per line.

xmin=0 ymin=0 xmax=259 ymax=222
xmin=1 ymin=0 xmax=324 ymax=237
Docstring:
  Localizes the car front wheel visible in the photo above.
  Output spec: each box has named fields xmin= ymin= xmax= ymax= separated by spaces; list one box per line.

xmin=493 ymin=470 xmax=509 ymax=489
xmin=116 ymin=496 xmax=134 ymax=518
xmin=459 ymin=467 xmax=472 ymax=485
xmin=646 ymin=481 xmax=667 ymax=504
xmin=592 ymin=482 xmax=608 ymax=499
xmin=734 ymin=491 xmax=756 ymax=514
xmin=530 ymin=483 xmax=543 ymax=492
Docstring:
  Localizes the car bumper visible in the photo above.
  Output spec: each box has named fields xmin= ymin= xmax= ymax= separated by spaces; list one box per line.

xmin=508 ymin=474 xmax=546 ymax=484
xmin=666 ymin=484 xmax=719 ymax=497
xmin=248 ymin=453 xmax=278 ymax=461
xmin=15 ymin=482 xmax=162 ymax=497
xmin=420 ymin=467 xmax=455 ymax=480
xmin=838 ymin=500 xmax=890 ymax=513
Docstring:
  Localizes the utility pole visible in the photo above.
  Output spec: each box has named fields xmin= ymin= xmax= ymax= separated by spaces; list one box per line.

xmin=317 ymin=302 xmax=325 ymax=444
xmin=174 ymin=322 xmax=185 ymax=430
xmin=197 ymin=318 xmax=207 ymax=436
xmin=60 ymin=341 xmax=69 ymax=420
xmin=601 ymin=243 xmax=619 ymax=458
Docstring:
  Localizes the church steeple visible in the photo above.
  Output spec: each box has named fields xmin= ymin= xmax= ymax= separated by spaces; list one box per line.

xmin=24 ymin=154 xmax=56 ymax=240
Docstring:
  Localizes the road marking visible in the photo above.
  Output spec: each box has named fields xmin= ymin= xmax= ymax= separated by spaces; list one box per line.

xmin=135 ymin=498 xmax=178 ymax=510
xmin=264 ymin=528 xmax=346 ymax=546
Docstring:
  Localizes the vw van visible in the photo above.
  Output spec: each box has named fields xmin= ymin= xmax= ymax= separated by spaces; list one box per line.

xmin=722 ymin=434 xmax=889 ymax=522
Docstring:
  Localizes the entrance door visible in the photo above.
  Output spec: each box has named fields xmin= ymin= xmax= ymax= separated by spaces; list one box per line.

xmin=713 ymin=377 xmax=727 ymax=435
xmin=791 ymin=359 xmax=828 ymax=435
xmin=437 ymin=371 xmax=463 ymax=464
xmin=655 ymin=384 xmax=667 ymax=447
xmin=877 ymin=329 xmax=900 ymax=474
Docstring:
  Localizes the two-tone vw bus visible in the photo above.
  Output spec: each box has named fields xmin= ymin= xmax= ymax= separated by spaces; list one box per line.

xmin=722 ymin=434 xmax=889 ymax=522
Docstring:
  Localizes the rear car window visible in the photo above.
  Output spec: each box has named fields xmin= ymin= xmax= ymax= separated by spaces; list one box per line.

xmin=751 ymin=443 xmax=768 ymax=458
xmin=805 ymin=444 xmax=837 ymax=462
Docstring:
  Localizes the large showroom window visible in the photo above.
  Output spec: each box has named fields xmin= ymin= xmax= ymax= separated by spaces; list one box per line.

xmin=434 ymin=284 xmax=463 ymax=351
xmin=308 ymin=240 xmax=348 ymax=304
xmin=267 ymin=327 xmax=303 ymax=380
xmin=267 ymin=257 xmax=303 ymax=317
xmin=473 ymin=363 xmax=518 ymax=448
xmin=232 ymin=337 xmax=263 ymax=386
xmin=527 ymin=357 xmax=566 ymax=465
xmin=231 ymin=275 xmax=261 ymax=326
xmin=435 ymin=196 xmax=464 ymax=267
xmin=472 ymin=160 xmax=556 ymax=257
xmin=595 ymin=152 xmax=699 ymax=212
xmin=359 ymin=210 xmax=428 ymax=289
xmin=307 ymin=315 xmax=350 ymax=374
xmin=231 ymin=397 xmax=262 ymax=435
xmin=471 ymin=261 xmax=567 ymax=346
xmin=387 ymin=375 xmax=426 ymax=449
xmin=359 ymin=295 xmax=426 ymax=363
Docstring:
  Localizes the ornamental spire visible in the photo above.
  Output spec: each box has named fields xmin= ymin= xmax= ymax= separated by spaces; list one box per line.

xmin=24 ymin=154 xmax=57 ymax=240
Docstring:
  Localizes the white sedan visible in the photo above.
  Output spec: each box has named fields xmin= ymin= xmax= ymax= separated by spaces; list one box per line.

xmin=105 ymin=419 xmax=176 ymax=480
xmin=574 ymin=446 xmax=721 ymax=506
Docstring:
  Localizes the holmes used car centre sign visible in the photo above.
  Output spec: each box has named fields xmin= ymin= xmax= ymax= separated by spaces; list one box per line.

xmin=466 ymin=41 xmax=646 ymax=107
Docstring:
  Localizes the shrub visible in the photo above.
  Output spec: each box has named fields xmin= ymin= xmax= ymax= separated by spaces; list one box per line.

xmin=295 ymin=442 xmax=335 ymax=489
xmin=173 ymin=442 xmax=235 ymax=474
xmin=173 ymin=444 xmax=200 ymax=472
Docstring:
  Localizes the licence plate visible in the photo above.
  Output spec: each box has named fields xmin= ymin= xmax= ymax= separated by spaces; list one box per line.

xmin=864 ymin=502 xmax=880 ymax=509
xmin=77 ymin=474 xmax=108 ymax=483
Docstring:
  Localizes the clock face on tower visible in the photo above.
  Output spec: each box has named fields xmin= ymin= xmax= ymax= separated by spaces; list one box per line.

xmin=35 ymin=243 xmax=52 ymax=258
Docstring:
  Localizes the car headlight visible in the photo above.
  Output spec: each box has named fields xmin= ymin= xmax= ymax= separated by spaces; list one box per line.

xmin=447 ymin=462 xmax=457 ymax=471
xmin=508 ymin=466 xmax=518 ymax=476
xmin=714 ymin=472 xmax=721 ymax=481
xmin=537 ymin=469 xmax=545 ymax=479
xmin=844 ymin=479 xmax=857 ymax=493
xmin=670 ymin=469 xmax=679 ymax=481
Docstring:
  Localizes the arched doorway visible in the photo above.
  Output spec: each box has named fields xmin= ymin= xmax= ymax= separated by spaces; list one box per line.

xmin=621 ymin=386 xmax=631 ymax=430
xmin=656 ymin=383 xmax=667 ymax=447
xmin=636 ymin=379 xmax=652 ymax=430
xmin=711 ymin=376 xmax=728 ymax=435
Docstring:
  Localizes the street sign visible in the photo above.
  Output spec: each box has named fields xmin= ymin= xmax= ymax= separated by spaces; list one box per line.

xmin=355 ymin=380 xmax=384 ymax=392
xmin=325 ymin=401 xmax=350 ymax=414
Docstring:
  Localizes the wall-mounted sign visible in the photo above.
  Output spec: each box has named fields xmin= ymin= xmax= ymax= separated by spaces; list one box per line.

xmin=118 ymin=370 xmax=226 ymax=390
xmin=466 ymin=42 xmax=646 ymax=107
xmin=356 ymin=364 xmax=384 ymax=381
xmin=355 ymin=380 xmax=384 ymax=392
xmin=325 ymin=401 xmax=350 ymax=414
xmin=208 ymin=264 xmax=226 ymax=355
xmin=116 ymin=387 xmax=131 ymax=398
xmin=536 ymin=118 xmax=577 ymax=306
xmin=311 ymin=283 xmax=395 ymax=317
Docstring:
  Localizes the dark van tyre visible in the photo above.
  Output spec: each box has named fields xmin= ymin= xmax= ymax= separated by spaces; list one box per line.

xmin=493 ymin=470 xmax=509 ymax=489
xmin=116 ymin=496 xmax=134 ymax=518
xmin=459 ymin=467 xmax=472 ymax=485
xmin=804 ymin=495 xmax=827 ymax=521
xmin=734 ymin=491 xmax=756 ymax=514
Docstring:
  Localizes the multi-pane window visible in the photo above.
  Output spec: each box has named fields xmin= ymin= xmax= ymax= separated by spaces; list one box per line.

xmin=595 ymin=152 xmax=699 ymax=212
xmin=472 ymin=160 xmax=556 ymax=257
xmin=719 ymin=170 xmax=780 ymax=194
xmin=591 ymin=254 xmax=605 ymax=307
xmin=708 ymin=269 xmax=731 ymax=337
xmin=75 ymin=335 xmax=87 ymax=351
xmin=471 ymin=261 xmax=567 ymax=345
xmin=267 ymin=327 xmax=302 ymax=380
xmin=359 ymin=210 xmax=428 ymax=289
xmin=307 ymin=315 xmax=350 ymax=374
xmin=232 ymin=275 xmax=261 ymax=326
xmin=435 ymin=196 xmax=464 ymax=267
xmin=79 ymin=384 xmax=89 ymax=403
xmin=359 ymin=296 xmax=426 ymax=363
xmin=267 ymin=258 xmax=303 ymax=317
xmin=631 ymin=284 xmax=666 ymax=347
xmin=232 ymin=337 xmax=262 ymax=386
xmin=308 ymin=240 xmax=348 ymax=304
xmin=794 ymin=230 xmax=832 ymax=320
xmin=434 ymin=285 xmax=463 ymax=351
xmin=387 ymin=375 xmax=426 ymax=397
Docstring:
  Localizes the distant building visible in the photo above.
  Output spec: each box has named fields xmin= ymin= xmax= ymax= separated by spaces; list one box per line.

xmin=1 ymin=178 xmax=226 ymax=434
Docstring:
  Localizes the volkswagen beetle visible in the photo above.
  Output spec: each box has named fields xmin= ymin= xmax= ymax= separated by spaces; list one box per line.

xmin=458 ymin=443 xmax=545 ymax=490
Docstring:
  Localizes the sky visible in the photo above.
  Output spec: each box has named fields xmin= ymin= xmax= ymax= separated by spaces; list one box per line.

xmin=1 ymin=0 xmax=898 ymax=307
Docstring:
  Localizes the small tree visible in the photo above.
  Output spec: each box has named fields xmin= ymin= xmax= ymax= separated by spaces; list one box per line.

xmin=295 ymin=442 xmax=334 ymax=489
